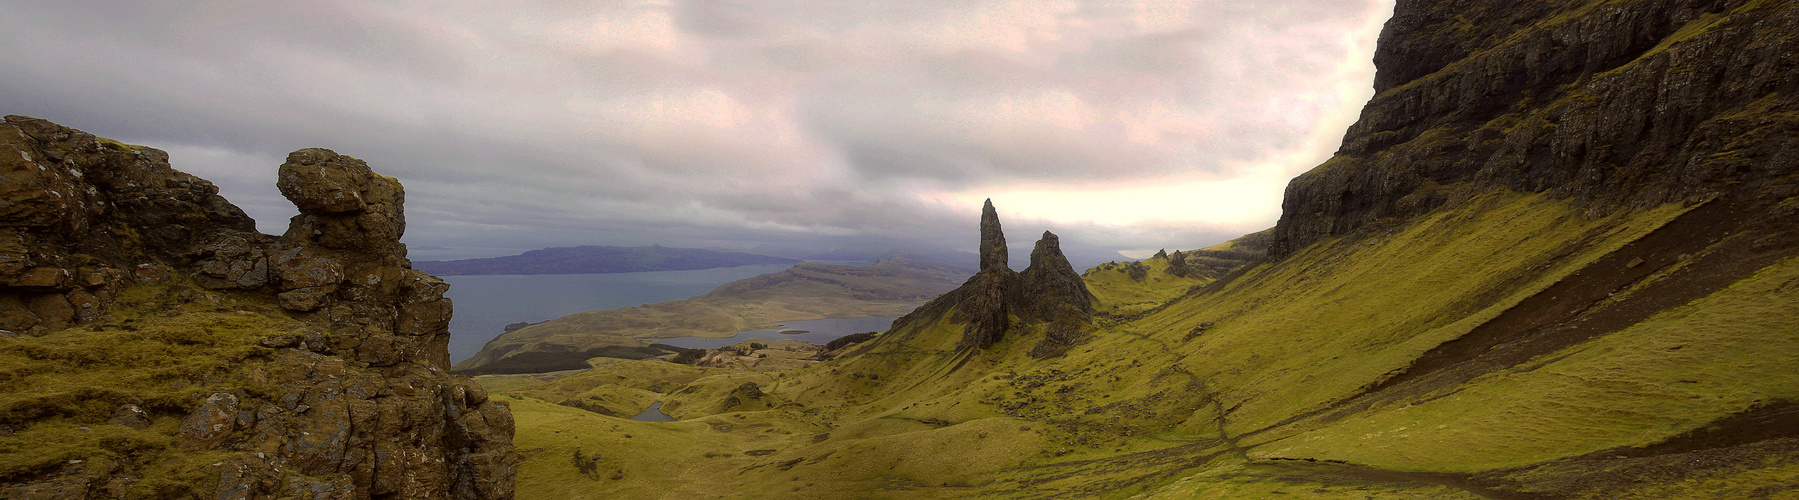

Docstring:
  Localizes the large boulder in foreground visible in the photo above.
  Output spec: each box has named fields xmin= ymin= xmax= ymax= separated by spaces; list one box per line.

xmin=0 ymin=115 xmax=516 ymax=499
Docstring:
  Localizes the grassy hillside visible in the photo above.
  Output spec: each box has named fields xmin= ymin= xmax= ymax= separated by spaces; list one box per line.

xmin=481 ymin=190 xmax=1798 ymax=498
xmin=0 ymin=283 xmax=295 ymax=496
xmin=455 ymin=257 xmax=972 ymax=374
xmin=474 ymin=0 xmax=1799 ymax=494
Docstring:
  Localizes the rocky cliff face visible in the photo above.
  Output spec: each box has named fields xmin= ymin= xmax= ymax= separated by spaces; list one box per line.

xmin=0 ymin=116 xmax=515 ymax=498
xmin=1270 ymin=0 xmax=1799 ymax=259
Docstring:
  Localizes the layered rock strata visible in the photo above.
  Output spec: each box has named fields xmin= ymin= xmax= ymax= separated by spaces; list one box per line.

xmin=0 ymin=116 xmax=515 ymax=498
xmin=1270 ymin=0 xmax=1799 ymax=259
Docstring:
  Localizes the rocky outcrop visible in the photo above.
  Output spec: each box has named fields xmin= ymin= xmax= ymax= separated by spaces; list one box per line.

xmin=952 ymin=200 xmax=1017 ymax=351
xmin=1013 ymin=231 xmax=1095 ymax=322
xmin=953 ymin=270 xmax=1014 ymax=350
xmin=892 ymin=202 xmax=1094 ymax=352
xmin=978 ymin=199 xmax=1008 ymax=272
xmin=1269 ymin=0 xmax=1799 ymax=259
xmin=0 ymin=116 xmax=253 ymax=334
xmin=0 ymin=116 xmax=516 ymax=498
xmin=1165 ymin=250 xmax=1189 ymax=278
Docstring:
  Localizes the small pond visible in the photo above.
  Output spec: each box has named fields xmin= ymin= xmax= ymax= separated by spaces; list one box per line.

xmin=630 ymin=401 xmax=676 ymax=422
xmin=644 ymin=316 xmax=900 ymax=350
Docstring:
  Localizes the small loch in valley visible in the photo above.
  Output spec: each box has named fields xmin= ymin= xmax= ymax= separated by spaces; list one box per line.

xmin=630 ymin=402 xmax=676 ymax=422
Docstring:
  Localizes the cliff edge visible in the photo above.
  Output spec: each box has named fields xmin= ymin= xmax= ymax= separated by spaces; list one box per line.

xmin=1270 ymin=0 xmax=1799 ymax=259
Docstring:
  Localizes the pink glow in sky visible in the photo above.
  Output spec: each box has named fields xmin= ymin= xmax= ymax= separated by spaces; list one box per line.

xmin=1 ymin=0 xmax=1396 ymax=266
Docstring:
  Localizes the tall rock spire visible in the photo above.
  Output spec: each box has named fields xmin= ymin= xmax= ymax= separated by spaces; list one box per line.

xmin=979 ymin=199 xmax=1007 ymax=272
xmin=893 ymin=200 xmax=1095 ymax=354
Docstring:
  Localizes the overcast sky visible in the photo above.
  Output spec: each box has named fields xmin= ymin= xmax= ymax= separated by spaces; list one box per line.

xmin=1 ymin=0 xmax=1393 ymax=267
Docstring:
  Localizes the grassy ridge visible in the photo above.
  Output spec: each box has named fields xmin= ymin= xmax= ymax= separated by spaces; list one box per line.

xmin=1260 ymin=252 xmax=1799 ymax=470
xmin=414 ymin=245 xmax=798 ymax=276
xmin=482 ymin=188 xmax=1797 ymax=498
xmin=454 ymin=258 xmax=972 ymax=374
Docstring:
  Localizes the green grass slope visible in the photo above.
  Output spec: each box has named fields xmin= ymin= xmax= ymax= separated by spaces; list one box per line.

xmin=488 ymin=189 xmax=1797 ymax=499
xmin=454 ymin=257 xmax=972 ymax=374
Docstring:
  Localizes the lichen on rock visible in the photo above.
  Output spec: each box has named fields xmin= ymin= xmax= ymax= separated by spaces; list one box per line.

xmin=0 ymin=115 xmax=516 ymax=498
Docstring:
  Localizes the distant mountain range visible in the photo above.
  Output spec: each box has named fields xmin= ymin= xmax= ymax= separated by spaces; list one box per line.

xmin=412 ymin=245 xmax=799 ymax=275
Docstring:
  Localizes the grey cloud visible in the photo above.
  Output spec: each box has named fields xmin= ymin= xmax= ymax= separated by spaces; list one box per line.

xmin=1 ymin=0 xmax=1391 ymax=263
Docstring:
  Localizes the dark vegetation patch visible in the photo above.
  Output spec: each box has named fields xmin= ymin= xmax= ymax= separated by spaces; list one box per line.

xmin=1462 ymin=401 xmax=1799 ymax=499
xmin=1242 ymin=461 xmax=1526 ymax=500
xmin=824 ymin=332 xmax=877 ymax=351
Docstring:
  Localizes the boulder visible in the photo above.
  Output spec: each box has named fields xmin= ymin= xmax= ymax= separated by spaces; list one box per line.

xmin=1014 ymin=231 xmax=1096 ymax=321
xmin=0 ymin=116 xmax=515 ymax=498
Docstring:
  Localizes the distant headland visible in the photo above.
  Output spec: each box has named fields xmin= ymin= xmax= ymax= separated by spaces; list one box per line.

xmin=412 ymin=244 xmax=799 ymax=275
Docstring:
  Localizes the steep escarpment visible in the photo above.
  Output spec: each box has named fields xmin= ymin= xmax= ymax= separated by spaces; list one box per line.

xmin=0 ymin=116 xmax=515 ymax=498
xmin=1270 ymin=0 xmax=1799 ymax=259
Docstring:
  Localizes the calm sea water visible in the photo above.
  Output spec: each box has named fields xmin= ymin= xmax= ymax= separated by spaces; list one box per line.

xmin=647 ymin=315 xmax=901 ymax=350
xmin=442 ymin=264 xmax=792 ymax=363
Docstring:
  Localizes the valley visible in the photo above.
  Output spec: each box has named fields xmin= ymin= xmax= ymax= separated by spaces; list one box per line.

xmin=1 ymin=0 xmax=1796 ymax=498
xmin=465 ymin=0 xmax=1799 ymax=497
xmin=453 ymin=258 xmax=973 ymax=375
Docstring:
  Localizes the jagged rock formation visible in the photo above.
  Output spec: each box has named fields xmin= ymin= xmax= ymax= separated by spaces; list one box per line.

xmin=1011 ymin=231 xmax=1096 ymax=323
xmin=1164 ymin=250 xmax=1189 ymax=277
xmin=455 ymin=257 xmax=971 ymax=375
xmin=977 ymin=199 xmax=1007 ymax=272
xmin=952 ymin=200 xmax=1016 ymax=351
xmin=0 ymin=116 xmax=516 ymax=498
xmin=1270 ymin=0 xmax=1799 ymax=259
xmin=892 ymin=201 xmax=1094 ymax=352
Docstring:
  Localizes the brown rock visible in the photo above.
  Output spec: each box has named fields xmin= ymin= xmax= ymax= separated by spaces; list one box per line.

xmin=108 ymin=404 xmax=152 ymax=430
xmin=394 ymin=270 xmax=451 ymax=335
xmin=0 ymin=117 xmax=516 ymax=498
xmin=277 ymin=148 xmax=406 ymax=255
xmin=66 ymin=290 xmax=101 ymax=323
xmin=195 ymin=234 xmax=271 ymax=290
xmin=12 ymin=267 xmax=70 ymax=289
xmin=1014 ymin=231 xmax=1096 ymax=321
xmin=0 ymin=294 xmax=37 ymax=331
xmin=180 ymin=393 xmax=240 ymax=450
xmin=26 ymin=293 xmax=74 ymax=331
xmin=278 ymin=149 xmax=378 ymax=214
xmin=272 ymin=245 xmax=343 ymax=311
xmin=0 ymin=123 xmax=85 ymax=230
